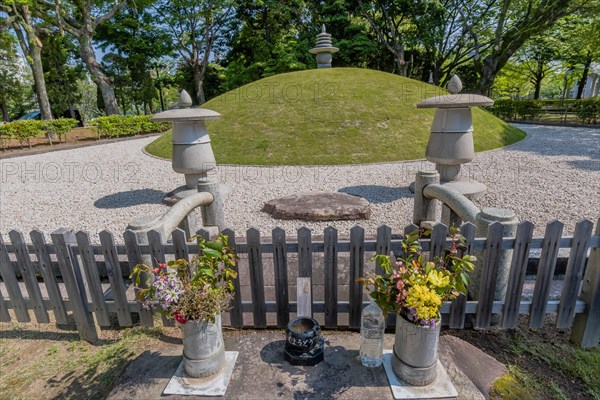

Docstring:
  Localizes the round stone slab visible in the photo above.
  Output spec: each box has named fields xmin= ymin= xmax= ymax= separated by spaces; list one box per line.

xmin=263 ymin=192 xmax=371 ymax=221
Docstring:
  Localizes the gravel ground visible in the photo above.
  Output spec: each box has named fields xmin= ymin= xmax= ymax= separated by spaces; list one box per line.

xmin=0 ymin=124 xmax=598 ymax=243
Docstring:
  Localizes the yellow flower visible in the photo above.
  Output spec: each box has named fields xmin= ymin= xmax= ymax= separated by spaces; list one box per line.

xmin=427 ymin=270 xmax=450 ymax=288
xmin=405 ymin=284 xmax=442 ymax=321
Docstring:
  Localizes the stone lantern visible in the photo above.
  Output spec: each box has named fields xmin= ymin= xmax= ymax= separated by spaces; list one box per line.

xmin=309 ymin=24 xmax=339 ymax=68
xmin=152 ymin=90 xmax=221 ymax=204
xmin=416 ymin=75 xmax=493 ymax=199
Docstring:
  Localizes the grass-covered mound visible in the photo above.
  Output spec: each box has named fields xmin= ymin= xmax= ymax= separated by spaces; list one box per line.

xmin=146 ymin=68 xmax=525 ymax=165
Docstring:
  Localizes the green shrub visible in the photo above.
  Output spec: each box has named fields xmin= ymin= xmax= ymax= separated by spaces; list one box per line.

xmin=90 ymin=115 xmax=171 ymax=139
xmin=514 ymin=100 xmax=544 ymax=120
xmin=45 ymin=118 xmax=78 ymax=143
xmin=139 ymin=115 xmax=171 ymax=134
xmin=0 ymin=123 xmax=10 ymax=150
xmin=1 ymin=120 xmax=46 ymax=148
xmin=573 ymin=98 xmax=600 ymax=124
xmin=490 ymin=99 xmax=516 ymax=120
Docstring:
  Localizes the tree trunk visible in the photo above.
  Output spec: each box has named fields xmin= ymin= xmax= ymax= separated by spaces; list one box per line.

xmin=576 ymin=52 xmax=592 ymax=99
xmin=29 ymin=44 xmax=53 ymax=120
xmin=534 ymin=80 xmax=542 ymax=100
xmin=532 ymin=60 xmax=544 ymax=100
xmin=193 ymin=65 xmax=206 ymax=105
xmin=11 ymin=15 xmax=53 ymax=120
xmin=0 ymin=103 xmax=9 ymax=122
xmin=68 ymin=102 xmax=75 ymax=119
xmin=78 ymin=34 xmax=120 ymax=115
xmin=477 ymin=68 xmax=495 ymax=97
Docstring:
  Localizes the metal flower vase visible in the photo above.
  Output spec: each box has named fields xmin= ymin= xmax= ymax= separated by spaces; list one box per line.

xmin=391 ymin=315 xmax=441 ymax=386
xmin=181 ymin=315 xmax=226 ymax=378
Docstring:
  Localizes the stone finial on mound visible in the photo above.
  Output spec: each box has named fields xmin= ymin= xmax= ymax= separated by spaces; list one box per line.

xmin=309 ymin=24 xmax=339 ymax=68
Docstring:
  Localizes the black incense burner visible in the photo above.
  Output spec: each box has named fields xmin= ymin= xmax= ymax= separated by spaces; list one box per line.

xmin=284 ymin=317 xmax=324 ymax=366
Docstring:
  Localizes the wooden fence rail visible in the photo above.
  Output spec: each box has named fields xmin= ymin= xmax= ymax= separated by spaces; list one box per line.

xmin=0 ymin=218 xmax=598 ymax=348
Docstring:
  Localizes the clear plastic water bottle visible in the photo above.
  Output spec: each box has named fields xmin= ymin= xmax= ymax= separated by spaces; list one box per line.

xmin=360 ymin=298 xmax=385 ymax=367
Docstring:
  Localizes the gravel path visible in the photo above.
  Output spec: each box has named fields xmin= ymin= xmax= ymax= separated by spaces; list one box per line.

xmin=1 ymin=124 xmax=598 ymax=242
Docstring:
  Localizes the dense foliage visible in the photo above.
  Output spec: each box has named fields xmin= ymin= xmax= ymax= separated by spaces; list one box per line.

xmin=0 ymin=118 xmax=77 ymax=148
xmin=573 ymin=98 xmax=600 ymax=123
xmin=361 ymin=229 xmax=475 ymax=327
xmin=490 ymin=98 xmax=599 ymax=123
xmin=1 ymin=0 xmax=598 ymax=121
xmin=89 ymin=115 xmax=171 ymax=139
xmin=131 ymin=234 xmax=238 ymax=323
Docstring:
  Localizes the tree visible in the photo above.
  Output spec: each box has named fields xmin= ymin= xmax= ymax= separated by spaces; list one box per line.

xmin=423 ymin=0 xmax=497 ymax=86
xmin=516 ymin=35 xmax=560 ymax=99
xmin=222 ymin=0 xmax=310 ymax=90
xmin=40 ymin=32 xmax=85 ymax=118
xmin=555 ymin=7 xmax=600 ymax=99
xmin=38 ymin=0 xmax=127 ymax=115
xmin=304 ymin=0 xmax=382 ymax=69
xmin=1 ymin=1 xmax=53 ymax=119
xmin=492 ymin=61 xmax=533 ymax=99
xmin=470 ymin=0 xmax=583 ymax=95
xmin=155 ymin=0 xmax=234 ymax=105
xmin=0 ymin=34 xmax=33 ymax=121
xmin=95 ymin=0 xmax=173 ymax=113
xmin=358 ymin=0 xmax=427 ymax=76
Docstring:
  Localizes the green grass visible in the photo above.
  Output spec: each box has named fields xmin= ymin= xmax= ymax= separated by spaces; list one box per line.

xmin=0 ymin=326 xmax=165 ymax=400
xmin=487 ymin=327 xmax=600 ymax=399
xmin=145 ymin=68 xmax=525 ymax=165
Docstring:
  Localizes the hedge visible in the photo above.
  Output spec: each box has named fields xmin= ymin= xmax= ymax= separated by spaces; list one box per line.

xmin=89 ymin=115 xmax=171 ymax=139
xmin=573 ymin=98 xmax=600 ymax=124
xmin=0 ymin=115 xmax=170 ymax=150
xmin=490 ymin=99 xmax=544 ymax=121
xmin=0 ymin=119 xmax=78 ymax=149
xmin=489 ymin=98 xmax=599 ymax=123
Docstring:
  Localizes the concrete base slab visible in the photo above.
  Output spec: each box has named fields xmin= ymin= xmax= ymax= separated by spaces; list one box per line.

xmin=163 ymin=351 xmax=238 ymax=396
xmin=383 ymin=352 xmax=457 ymax=399
xmin=438 ymin=336 xmax=506 ymax=397
xmin=107 ymin=332 xmax=493 ymax=399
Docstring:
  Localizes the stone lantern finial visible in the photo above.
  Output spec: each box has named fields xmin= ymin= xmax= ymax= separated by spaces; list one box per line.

xmin=447 ymin=75 xmax=463 ymax=94
xmin=178 ymin=90 xmax=193 ymax=108
xmin=309 ymin=24 xmax=339 ymax=68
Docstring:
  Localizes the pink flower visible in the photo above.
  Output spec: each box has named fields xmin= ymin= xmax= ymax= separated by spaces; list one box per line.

xmin=450 ymin=242 xmax=457 ymax=254
xmin=152 ymin=268 xmax=159 ymax=273
xmin=173 ymin=310 xmax=187 ymax=324
xmin=396 ymin=280 xmax=405 ymax=290
xmin=158 ymin=263 xmax=167 ymax=269
xmin=394 ymin=260 xmax=403 ymax=267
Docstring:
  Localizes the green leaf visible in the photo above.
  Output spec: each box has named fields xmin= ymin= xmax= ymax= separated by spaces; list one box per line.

xmin=202 ymin=248 xmax=221 ymax=258
xmin=201 ymin=268 xmax=214 ymax=278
